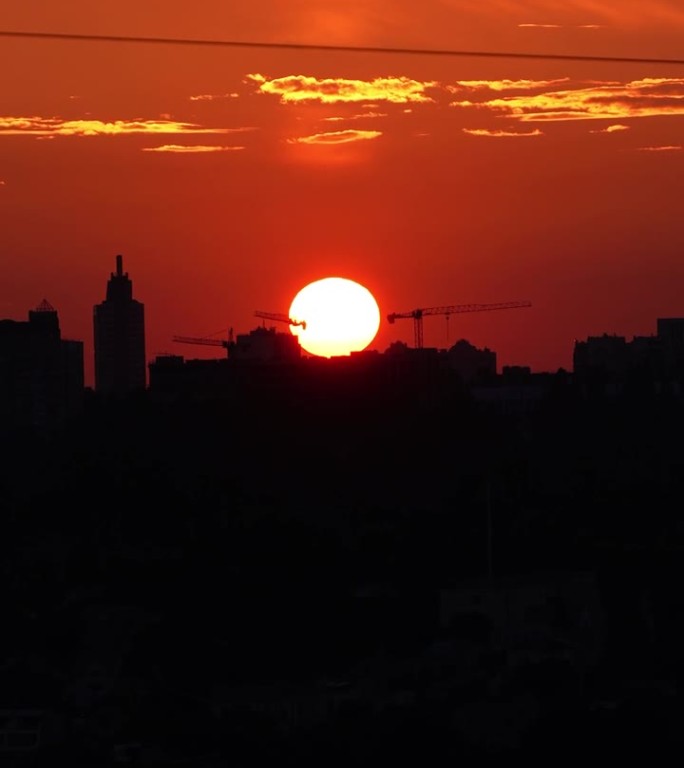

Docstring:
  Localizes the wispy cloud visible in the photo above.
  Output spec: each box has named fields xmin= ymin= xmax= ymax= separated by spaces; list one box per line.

xmin=142 ymin=144 xmax=245 ymax=153
xmin=450 ymin=78 xmax=570 ymax=93
xmin=189 ymin=93 xmax=240 ymax=101
xmin=450 ymin=78 xmax=684 ymax=122
xmin=0 ymin=117 xmax=252 ymax=137
xmin=590 ymin=124 xmax=630 ymax=133
xmin=635 ymin=145 xmax=682 ymax=151
xmin=450 ymin=0 xmax=684 ymax=30
xmin=322 ymin=111 xmax=388 ymax=122
xmin=288 ymin=129 xmax=382 ymax=145
xmin=247 ymin=74 xmax=437 ymax=104
xmin=518 ymin=23 xmax=604 ymax=29
xmin=463 ymin=128 xmax=543 ymax=137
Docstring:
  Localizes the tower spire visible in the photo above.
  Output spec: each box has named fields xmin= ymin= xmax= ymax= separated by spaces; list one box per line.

xmin=94 ymin=255 xmax=146 ymax=394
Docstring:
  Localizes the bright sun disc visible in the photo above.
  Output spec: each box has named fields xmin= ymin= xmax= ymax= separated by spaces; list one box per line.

xmin=289 ymin=277 xmax=381 ymax=357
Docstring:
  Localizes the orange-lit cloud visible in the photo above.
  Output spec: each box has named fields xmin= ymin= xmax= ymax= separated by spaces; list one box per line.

xmin=189 ymin=93 xmax=240 ymax=101
xmin=450 ymin=79 xmax=570 ymax=93
xmin=0 ymin=117 xmax=251 ymax=137
xmin=451 ymin=78 xmax=684 ymax=122
xmin=322 ymin=111 xmax=387 ymax=122
xmin=141 ymin=144 xmax=245 ymax=153
xmin=288 ymin=129 xmax=382 ymax=145
xmin=636 ymin=145 xmax=682 ymax=151
xmin=518 ymin=23 xmax=604 ymax=28
xmin=463 ymin=128 xmax=543 ymax=137
xmin=247 ymin=74 xmax=437 ymax=104
xmin=462 ymin=0 xmax=684 ymax=28
xmin=591 ymin=124 xmax=630 ymax=133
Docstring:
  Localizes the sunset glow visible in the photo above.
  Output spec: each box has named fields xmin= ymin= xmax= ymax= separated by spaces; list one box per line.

xmin=289 ymin=278 xmax=381 ymax=358
xmin=1 ymin=1 xmax=684 ymax=386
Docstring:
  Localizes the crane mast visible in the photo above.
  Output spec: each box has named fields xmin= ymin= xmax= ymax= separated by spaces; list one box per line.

xmin=387 ymin=301 xmax=532 ymax=348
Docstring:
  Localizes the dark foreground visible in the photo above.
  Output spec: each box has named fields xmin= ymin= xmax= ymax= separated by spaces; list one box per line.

xmin=2 ymin=378 xmax=684 ymax=765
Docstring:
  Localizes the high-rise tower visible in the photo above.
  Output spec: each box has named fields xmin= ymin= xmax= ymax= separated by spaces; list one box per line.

xmin=93 ymin=254 xmax=146 ymax=394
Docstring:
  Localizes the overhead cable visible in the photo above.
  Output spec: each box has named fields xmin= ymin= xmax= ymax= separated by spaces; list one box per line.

xmin=1 ymin=29 xmax=684 ymax=66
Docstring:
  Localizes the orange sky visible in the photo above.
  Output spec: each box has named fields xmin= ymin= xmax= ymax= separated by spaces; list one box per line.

xmin=2 ymin=1 xmax=684 ymax=386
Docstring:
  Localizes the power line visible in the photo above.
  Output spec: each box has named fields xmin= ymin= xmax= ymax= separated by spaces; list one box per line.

xmin=1 ymin=29 xmax=684 ymax=66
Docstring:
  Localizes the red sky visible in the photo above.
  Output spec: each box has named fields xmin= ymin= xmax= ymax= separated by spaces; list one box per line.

xmin=2 ymin=1 xmax=684 ymax=386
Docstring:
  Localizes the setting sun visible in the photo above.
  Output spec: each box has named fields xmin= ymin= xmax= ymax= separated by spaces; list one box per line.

xmin=289 ymin=277 xmax=381 ymax=357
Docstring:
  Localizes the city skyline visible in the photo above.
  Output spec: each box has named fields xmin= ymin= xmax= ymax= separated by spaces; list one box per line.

xmin=4 ymin=259 xmax=683 ymax=391
xmin=2 ymin=2 xmax=683 ymax=387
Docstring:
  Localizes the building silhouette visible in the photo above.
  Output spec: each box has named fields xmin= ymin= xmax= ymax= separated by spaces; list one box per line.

xmin=573 ymin=317 xmax=684 ymax=396
xmin=93 ymin=255 xmax=146 ymax=395
xmin=148 ymin=333 xmax=471 ymax=409
xmin=232 ymin=325 xmax=301 ymax=363
xmin=0 ymin=299 xmax=83 ymax=431
xmin=149 ymin=326 xmax=302 ymax=404
xmin=446 ymin=338 xmax=497 ymax=384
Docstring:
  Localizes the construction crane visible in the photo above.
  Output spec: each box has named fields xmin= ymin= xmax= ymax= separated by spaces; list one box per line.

xmin=387 ymin=301 xmax=532 ymax=349
xmin=172 ymin=328 xmax=234 ymax=355
xmin=254 ymin=310 xmax=307 ymax=330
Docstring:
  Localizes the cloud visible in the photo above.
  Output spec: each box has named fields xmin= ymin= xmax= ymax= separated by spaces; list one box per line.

xmin=590 ymin=124 xmax=630 ymax=133
xmin=288 ymin=129 xmax=382 ymax=145
xmin=459 ymin=0 xmax=684 ymax=28
xmin=189 ymin=93 xmax=240 ymax=101
xmin=322 ymin=111 xmax=387 ymax=122
xmin=141 ymin=144 xmax=245 ymax=153
xmin=0 ymin=117 xmax=252 ymax=137
xmin=450 ymin=78 xmax=570 ymax=93
xmin=463 ymin=128 xmax=543 ymax=137
xmin=518 ymin=23 xmax=604 ymax=28
xmin=246 ymin=74 xmax=437 ymax=104
xmin=0 ymin=180 xmax=5 ymax=185
xmin=636 ymin=145 xmax=682 ymax=151
xmin=450 ymin=77 xmax=684 ymax=122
